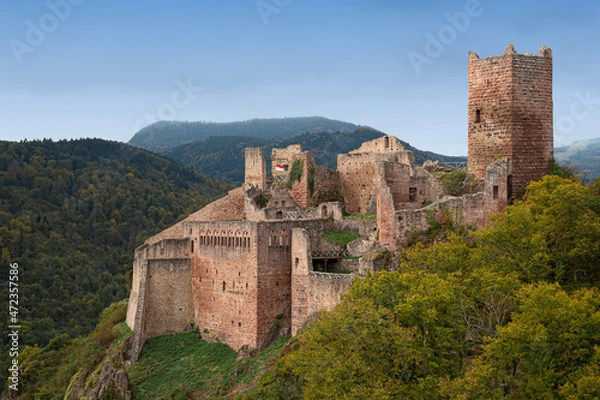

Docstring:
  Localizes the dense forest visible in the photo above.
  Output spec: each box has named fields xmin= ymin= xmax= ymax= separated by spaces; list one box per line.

xmin=128 ymin=116 xmax=363 ymax=151
xmin=0 ymin=139 xmax=231 ymax=392
xmin=250 ymin=174 xmax=600 ymax=399
xmin=10 ymin=170 xmax=600 ymax=398
xmin=162 ymin=128 xmax=468 ymax=184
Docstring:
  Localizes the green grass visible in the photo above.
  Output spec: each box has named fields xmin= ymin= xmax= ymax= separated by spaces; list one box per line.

xmin=324 ymin=231 xmax=362 ymax=246
xmin=342 ymin=213 xmax=377 ymax=221
xmin=128 ymin=332 xmax=236 ymax=399
xmin=128 ymin=333 xmax=292 ymax=399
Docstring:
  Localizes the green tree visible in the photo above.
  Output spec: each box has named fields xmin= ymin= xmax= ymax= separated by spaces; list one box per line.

xmin=445 ymin=283 xmax=600 ymax=399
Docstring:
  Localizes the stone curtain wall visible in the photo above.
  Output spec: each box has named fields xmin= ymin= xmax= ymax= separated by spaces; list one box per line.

xmin=291 ymin=228 xmax=311 ymax=336
xmin=468 ymin=45 xmax=553 ymax=197
xmin=145 ymin=258 xmax=194 ymax=338
xmin=188 ymin=220 xmax=259 ymax=350
xmin=126 ymin=238 xmax=193 ymax=362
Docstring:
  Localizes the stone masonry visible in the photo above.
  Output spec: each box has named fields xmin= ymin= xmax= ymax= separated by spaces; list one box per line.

xmin=468 ymin=44 xmax=553 ymax=198
xmin=126 ymin=45 xmax=554 ymax=363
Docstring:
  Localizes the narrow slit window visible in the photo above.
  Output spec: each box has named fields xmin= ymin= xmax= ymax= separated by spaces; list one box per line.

xmin=409 ymin=187 xmax=417 ymax=202
xmin=493 ymin=185 xmax=499 ymax=199
xmin=475 ymin=109 xmax=481 ymax=123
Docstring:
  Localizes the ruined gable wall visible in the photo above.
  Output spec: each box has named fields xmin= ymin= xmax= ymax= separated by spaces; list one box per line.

xmin=349 ymin=135 xmax=404 ymax=154
xmin=380 ymin=161 xmax=447 ymax=210
xmin=312 ymin=165 xmax=342 ymax=205
xmin=187 ymin=220 xmax=259 ymax=350
xmin=337 ymin=153 xmax=381 ymax=214
xmin=271 ymin=145 xmax=303 ymax=177
xmin=245 ymin=147 xmax=266 ymax=191
xmin=289 ymin=151 xmax=315 ymax=208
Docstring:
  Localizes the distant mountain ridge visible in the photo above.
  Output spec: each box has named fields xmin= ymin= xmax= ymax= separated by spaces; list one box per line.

xmin=128 ymin=117 xmax=365 ymax=151
xmin=555 ymin=138 xmax=600 ymax=180
xmin=162 ymin=128 xmax=468 ymax=184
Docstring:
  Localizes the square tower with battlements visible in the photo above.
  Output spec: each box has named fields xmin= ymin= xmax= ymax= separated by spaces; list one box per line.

xmin=468 ymin=44 xmax=553 ymax=198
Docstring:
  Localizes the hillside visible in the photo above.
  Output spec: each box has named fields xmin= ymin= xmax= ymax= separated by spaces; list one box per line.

xmin=11 ymin=174 xmax=600 ymax=399
xmin=0 ymin=139 xmax=231 ymax=393
xmin=555 ymin=137 xmax=600 ymax=180
xmin=128 ymin=116 xmax=364 ymax=151
xmin=162 ymin=128 xmax=468 ymax=184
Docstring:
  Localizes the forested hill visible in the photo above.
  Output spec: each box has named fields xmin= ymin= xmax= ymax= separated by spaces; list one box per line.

xmin=0 ymin=138 xmax=230 ymax=389
xmin=162 ymin=128 xmax=468 ymax=184
xmin=555 ymin=137 xmax=600 ymax=180
xmin=128 ymin=116 xmax=364 ymax=151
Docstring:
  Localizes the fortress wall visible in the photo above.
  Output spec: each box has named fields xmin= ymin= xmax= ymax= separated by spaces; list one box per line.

xmin=126 ymin=238 xmax=192 ymax=362
xmin=462 ymin=192 xmax=486 ymax=229
xmin=145 ymin=258 xmax=193 ymax=338
xmin=254 ymin=220 xmax=322 ymax=347
xmin=308 ymin=273 xmax=353 ymax=315
xmin=291 ymin=228 xmax=311 ymax=336
xmin=376 ymin=171 xmax=398 ymax=251
xmin=256 ymin=222 xmax=294 ymax=348
xmin=337 ymin=153 xmax=380 ymax=214
xmin=188 ymin=220 xmax=259 ymax=350
xmin=312 ymin=165 xmax=342 ymax=204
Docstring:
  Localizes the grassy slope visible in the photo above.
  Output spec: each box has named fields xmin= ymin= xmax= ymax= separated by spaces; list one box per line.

xmin=128 ymin=334 xmax=290 ymax=399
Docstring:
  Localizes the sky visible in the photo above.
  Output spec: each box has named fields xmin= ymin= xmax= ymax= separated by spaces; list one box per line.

xmin=1 ymin=0 xmax=599 ymax=156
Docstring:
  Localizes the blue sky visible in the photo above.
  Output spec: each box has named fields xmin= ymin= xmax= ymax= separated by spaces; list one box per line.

xmin=1 ymin=0 xmax=599 ymax=156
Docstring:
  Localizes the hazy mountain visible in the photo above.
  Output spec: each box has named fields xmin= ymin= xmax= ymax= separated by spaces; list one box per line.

xmin=128 ymin=117 xmax=365 ymax=151
xmin=161 ymin=128 xmax=468 ymax=184
xmin=555 ymin=138 xmax=600 ymax=180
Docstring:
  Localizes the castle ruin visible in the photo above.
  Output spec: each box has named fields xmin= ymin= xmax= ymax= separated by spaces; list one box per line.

xmin=126 ymin=45 xmax=553 ymax=362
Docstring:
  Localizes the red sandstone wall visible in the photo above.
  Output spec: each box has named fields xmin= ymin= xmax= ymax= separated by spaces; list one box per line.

xmin=245 ymin=148 xmax=266 ymax=191
xmin=337 ymin=153 xmax=381 ymax=214
xmin=468 ymin=45 xmax=553 ymax=197
xmin=289 ymin=152 xmax=314 ymax=208
xmin=291 ymin=228 xmax=310 ymax=336
xmin=189 ymin=221 xmax=259 ymax=350
xmin=313 ymin=165 xmax=342 ymax=205
xmin=145 ymin=258 xmax=194 ymax=338
xmin=255 ymin=222 xmax=294 ymax=348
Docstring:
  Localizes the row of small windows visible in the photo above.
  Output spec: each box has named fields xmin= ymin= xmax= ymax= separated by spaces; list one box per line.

xmin=269 ymin=230 xmax=289 ymax=247
xmin=198 ymin=231 xmax=251 ymax=248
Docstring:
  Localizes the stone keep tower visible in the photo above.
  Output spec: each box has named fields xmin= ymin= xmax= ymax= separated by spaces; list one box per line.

xmin=468 ymin=44 xmax=553 ymax=198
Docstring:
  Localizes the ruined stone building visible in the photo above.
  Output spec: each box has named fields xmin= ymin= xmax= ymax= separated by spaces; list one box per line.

xmin=126 ymin=45 xmax=553 ymax=362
